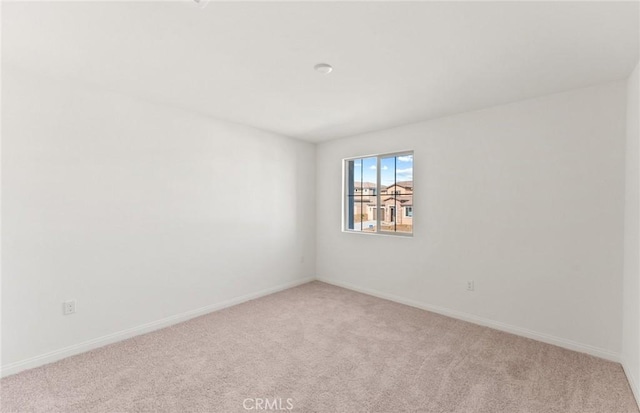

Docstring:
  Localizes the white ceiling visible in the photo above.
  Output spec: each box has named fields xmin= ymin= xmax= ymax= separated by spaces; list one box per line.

xmin=3 ymin=1 xmax=639 ymax=142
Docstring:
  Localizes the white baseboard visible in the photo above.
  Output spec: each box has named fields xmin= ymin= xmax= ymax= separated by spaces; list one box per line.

xmin=316 ymin=277 xmax=621 ymax=363
xmin=0 ymin=277 xmax=315 ymax=378
xmin=622 ymin=358 xmax=640 ymax=410
xmin=2 ymin=276 xmax=625 ymax=381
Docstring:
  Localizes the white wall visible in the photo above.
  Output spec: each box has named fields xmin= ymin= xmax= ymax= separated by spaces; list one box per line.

xmin=317 ymin=82 xmax=627 ymax=359
xmin=1 ymin=62 xmax=632 ymax=386
xmin=1 ymin=67 xmax=316 ymax=373
xmin=623 ymin=62 xmax=640 ymax=405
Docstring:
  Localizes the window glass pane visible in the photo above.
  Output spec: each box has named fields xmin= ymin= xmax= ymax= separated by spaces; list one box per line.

xmin=395 ymin=195 xmax=413 ymax=233
xmin=359 ymin=157 xmax=377 ymax=232
xmin=344 ymin=152 xmax=412 ymax=235
xmin=360 ymin=157 xmax=377 ymax=197
xmin=361 ymin=209 xmax=377 ymax=232
xmin=346 ymin=195 xmax=361 ymax=231
xmin=396 ymin=154 xmax=413 ymax=233
xmin=352 ymin=159 xmax=362 ymax=192
xmin=380 ymin=157 xmax=396 ymax=187
xmin=380 ymin=154 xmax=413 ymax=234
xmin=346 ymin=157 xmax=376 ymax=232
xmin=396 ymin=154 xmax=413 ymax=186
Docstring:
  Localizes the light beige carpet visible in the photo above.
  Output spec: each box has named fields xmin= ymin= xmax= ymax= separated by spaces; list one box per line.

xmin=1 ymin=281 xmax=638 ymax=413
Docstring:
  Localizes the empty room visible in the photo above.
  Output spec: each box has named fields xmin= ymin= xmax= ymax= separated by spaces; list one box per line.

xmin=1 ymin=1 xmax=640 ymax=412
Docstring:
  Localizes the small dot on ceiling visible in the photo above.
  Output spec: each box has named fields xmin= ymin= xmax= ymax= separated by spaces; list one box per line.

xmin=314 ymin=63 xmax=333 ymax=74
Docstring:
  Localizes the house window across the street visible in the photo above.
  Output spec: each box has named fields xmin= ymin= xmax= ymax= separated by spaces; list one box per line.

xmin=343 ymin=151 xmax=413 ymax=236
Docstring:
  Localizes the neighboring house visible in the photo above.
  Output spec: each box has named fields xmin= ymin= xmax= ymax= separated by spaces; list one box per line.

xmin=381 ymin=181 xmax=413 ymax=226
xmin=381 ymin=195 xmax=412 ymax=226
xmin=354 ymin=182 xmax=378 ymax=196
xmin=382 ymin=181 xmax=413 ymax=196
xmin=353 ymin=181 xmax=413 ymax=227
xmin=353 ymin=183 xmax=380 ymax=225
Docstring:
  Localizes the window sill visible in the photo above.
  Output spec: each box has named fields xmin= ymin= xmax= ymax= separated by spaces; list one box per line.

xmin=342 ymin=229 xmax=413 ymax=238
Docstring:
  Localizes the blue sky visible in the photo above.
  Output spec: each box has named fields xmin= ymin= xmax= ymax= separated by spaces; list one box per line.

xmin=353 ymin=154 xmax=413 ymax=186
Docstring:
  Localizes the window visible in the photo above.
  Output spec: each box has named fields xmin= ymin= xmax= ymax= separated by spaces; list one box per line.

xmin=344 ymin=151 xmax=413 ymax=235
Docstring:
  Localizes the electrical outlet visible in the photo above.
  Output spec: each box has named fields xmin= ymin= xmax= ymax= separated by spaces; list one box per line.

xmin=63 ymin=300 xmax=76 ymax=315
xmin=466 ymin=281 xmax=474 ymax=291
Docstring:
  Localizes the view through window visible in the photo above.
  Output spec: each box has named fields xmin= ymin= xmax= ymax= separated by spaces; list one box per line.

xmin=344 ymin=152 xmax=413 ymax=235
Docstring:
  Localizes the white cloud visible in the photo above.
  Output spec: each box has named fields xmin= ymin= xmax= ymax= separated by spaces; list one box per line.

xmin=369 ymin=165 xmax=388 ymax=170
xmin=396 ymin=167 xmax=413 ymax=181
xmin=398 ymin=155 xmax=413 ymax=162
